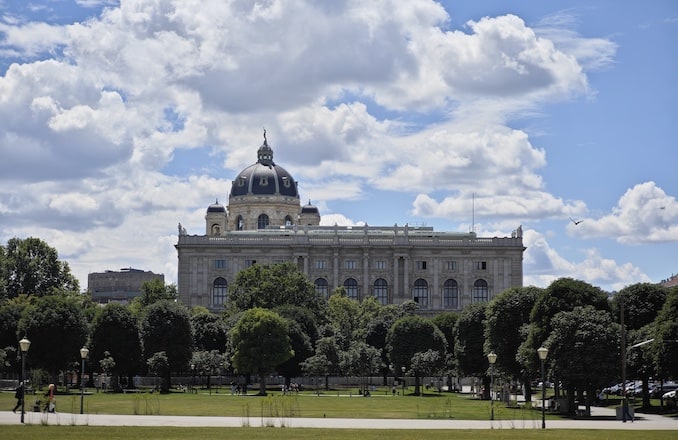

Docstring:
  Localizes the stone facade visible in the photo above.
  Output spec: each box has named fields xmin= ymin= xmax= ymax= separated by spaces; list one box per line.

xmin=88 ymin=268 xmax=164 ymax=304
xmin=176 ymin=134 xmax=525 ymax=315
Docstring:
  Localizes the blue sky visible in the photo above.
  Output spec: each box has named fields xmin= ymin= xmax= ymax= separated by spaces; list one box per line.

xmin=0 ymin=0 xmax=675 ymax=292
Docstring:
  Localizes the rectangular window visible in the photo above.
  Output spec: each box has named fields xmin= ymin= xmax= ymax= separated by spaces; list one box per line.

xmin=445 ymin=260 xmax=457 ymax=271
xmin=214 ymin=259 xmax=226 ymax=269
xmin=315 ymin=259 xmax=327 ymax=269
xmin=374 ymin=260 xmax=386 ymax=270
xmin=474 ymin=261 xmax=487 ymax=270
xmin=245 ymin=259 xmax=257 ymax=268
xmin=345 ymin=260 xmax=356 ymax=269
xmin=416 ymin=260 xmax=427 ymax=270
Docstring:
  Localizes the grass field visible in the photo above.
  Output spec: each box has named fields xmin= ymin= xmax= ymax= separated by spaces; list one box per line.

xmin=2 ymin=386 xmax=558 ymax=420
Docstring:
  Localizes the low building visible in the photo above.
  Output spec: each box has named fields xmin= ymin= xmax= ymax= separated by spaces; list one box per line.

xmin=87 ymin=267 xmax=164 ymax=304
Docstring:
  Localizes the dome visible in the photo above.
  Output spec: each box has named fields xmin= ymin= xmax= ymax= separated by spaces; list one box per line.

xmin=207 ymin=199 xmax=226 ymax=213
xmin=230 ymin=131 xmax=299 ymax=198
xmin=301 ymin=200 xmax=319 ymax=214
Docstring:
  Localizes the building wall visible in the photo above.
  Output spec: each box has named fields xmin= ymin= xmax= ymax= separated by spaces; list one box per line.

xmin=88 ymin=268 xmax=165 ymax=304
xmin=176 ymin=225 xmax=524 ymax=315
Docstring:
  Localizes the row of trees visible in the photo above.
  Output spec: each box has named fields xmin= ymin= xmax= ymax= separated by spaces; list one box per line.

xmin=1 ymin=237 xmax=677 ymax=416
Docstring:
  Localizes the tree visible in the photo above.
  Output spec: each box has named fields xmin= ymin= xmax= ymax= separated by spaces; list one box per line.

xmin=485 ymin=286 xmax=541 ymax=401
xmin=326 ymin=293 xmax=361 ymax=351
xmin=89 ymin=303 xmax=142 ymax=389
xmin=654 ymin=287 xmax=678 ymax=380
xmin=301 ymin=353 xmax=330 ymax=395
xmin=229 ymin=308 xmax=293 ymax=395
xmin=17 ymin=295 xmax=88 ymax=383
xmin=191 ymin=349 xmax=228 ymax=392
xmin=130 ymin=279 xmax=178 ymax=315
xmin=339 ymin=341 xmax=381 ymax=394
xmin=612 ymin=283 xmax=668 ymax=331
xmin=0 ymin=299 xmax=26 ymax=355
xmin=191 ymin=311 xmax=228 ymax=352
xmin=387 ymin=315 xmax=446 ymax=395
xmin=226 ymin=263 xmax=325 ymax=318
xmin=431 ymin=311 xmax=459 ymax=391
xmin=275 ymin=319 xmax=313 ymax=385
xmin=520 ymin=278 xmax=610 ymax=374
xmin=626 ymin=324 xmax=658 ymax=409
xmin=1 ymin=237 xmax=79 ymax=298
xmin=140 ymin=300 xmax=193 ymax=393
xmin=546 ymin=306 xmax=619 ymax=416
xmin=454 ymin=302 xmax=489 ymax=395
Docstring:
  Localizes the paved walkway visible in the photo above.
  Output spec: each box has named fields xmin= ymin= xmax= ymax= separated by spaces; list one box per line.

xmin=1 ymin=407 xmax=676 ymax=430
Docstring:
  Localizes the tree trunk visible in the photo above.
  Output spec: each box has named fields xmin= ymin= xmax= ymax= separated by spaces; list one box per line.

xmin=522 ymin=377 xmax=532 ymax=403
xmin=258 ymin=375 xmax=267 ymax=396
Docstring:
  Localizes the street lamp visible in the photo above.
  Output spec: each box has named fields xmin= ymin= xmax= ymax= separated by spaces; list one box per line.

xmin=487 ymin=352 xmax=497 ymax=421
xmin=80 ymin=346 xmax=89 ymax=414
xmin=191 ymin=364 xmax=195 ymax=393
xmin=19 ymin=337 xmax=31 ymax=424
xmin=537 ymin=346 xmax=549 ymax=429
xmin=401 ymin=366 xmax=406 ymax=395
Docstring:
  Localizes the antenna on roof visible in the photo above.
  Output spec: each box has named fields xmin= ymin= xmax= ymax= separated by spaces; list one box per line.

xmin=471 ymin=192 xmax=476 ymax=233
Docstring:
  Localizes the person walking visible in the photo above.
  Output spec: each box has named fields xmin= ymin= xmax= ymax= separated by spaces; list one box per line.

xmin=12 ymin=382 xmax=24 ymax=413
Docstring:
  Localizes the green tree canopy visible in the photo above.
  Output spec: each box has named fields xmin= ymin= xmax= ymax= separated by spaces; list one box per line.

xmin=130 ymin=279 xmax=178 ymax=314
xmin=387 ymin=315 xmax=446 ymax=395
xmin=229 ymin=307 xmax=293 ymax=395
xmin=454 ymin=302 xmax=488 ymax=379
xmin=546 ymin=306 xmax=619 ymax=415
xmin=612 ymin=283 xmax=668 ymax=331
xmin=520 ymin=278 xmax=610 ymax=373
xmin=485 ymin=286 xmax=541 ymax=400
xmin=18 ymin=295 xmax=88 ymax=381
xmin=89 ymin=303 xmax=142 ymax=385
xmin=654 ymin=287 xmax=678 ymax=379
xmin=140 ymin=300 xmax=193 ymax=392
xmin=1 ymin=237 xmax=79 ymax=298
xmin=226 ymin=263 xmax=325 ymax=318
xmin=191 ymin=311 xmax=228 ymax=352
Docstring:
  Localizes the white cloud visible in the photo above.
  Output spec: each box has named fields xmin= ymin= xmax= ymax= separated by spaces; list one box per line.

xmin=567 ymin=182 xmax=678 ymax=243
xmin=0 ymin=0 xmax=655 ymax=291
xmin=522 ymin=228 xmax=651 ymax=291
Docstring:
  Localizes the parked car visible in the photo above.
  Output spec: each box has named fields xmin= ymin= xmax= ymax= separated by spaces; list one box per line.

xmin=650 ymin=382 xmax=678 ymax=398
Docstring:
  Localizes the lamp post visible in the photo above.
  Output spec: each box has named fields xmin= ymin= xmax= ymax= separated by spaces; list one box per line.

xmin=487 ymin=352 xmax=497 ymax=421
xmin=191 ymin=363 xmax=195 ymax=393
xmin=80 ymin=346 xmax=89 ymax=414
xmin=401 ymin=366 xmax=406 ymax=395
xmin=537 ymin=346 xmax=549 ymax=429
xmin=19 ymin=337 xmax=31 ymax=424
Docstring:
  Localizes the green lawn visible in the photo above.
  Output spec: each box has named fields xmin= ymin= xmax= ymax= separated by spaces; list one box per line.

xmin=2 ymin=388 xmax=676 ymax=439
xmin=3 ymin=386 xmax=558 ymax=420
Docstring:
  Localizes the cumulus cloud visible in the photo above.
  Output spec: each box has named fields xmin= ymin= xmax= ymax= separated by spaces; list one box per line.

xmin=523 ymin=228 xmax=651 ymax=291
xmin=568 ymin=182 xmax=678 ymax=244
xmin=0 ymin=0 xmax=651 ymax=289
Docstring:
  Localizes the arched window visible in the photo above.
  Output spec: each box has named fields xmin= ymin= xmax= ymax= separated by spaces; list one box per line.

xmin=284 ymin=215 xmax=293 ymax=226
xmin=257 ymin=214 xmax=269 ymax=229
xmin=344 ymin=278 xmax=358 ymax=300
xmin=473 ymin=279 xmax=489 ymax=302
xmin=212 ymin=277 xmax=228 ymax=306
xmin=236 ymin=215 xmax=244 ymax=230
xmin=443 ymin=279 xmax=459 ymax=309
xmin=373 ymin=278 xmax=388 ymax=305
xmin=314 ymin=278 xmax=328 ymax=297
xmin=413 ymin=278 xmax=428 ymax=306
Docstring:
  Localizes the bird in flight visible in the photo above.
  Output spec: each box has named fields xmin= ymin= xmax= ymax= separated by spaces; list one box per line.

xmin=570 ymin=217 xmax=583 ymax=225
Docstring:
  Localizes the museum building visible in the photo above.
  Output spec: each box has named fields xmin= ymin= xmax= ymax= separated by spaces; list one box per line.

xmin=175 ymin=134 xmax=525 ymax=315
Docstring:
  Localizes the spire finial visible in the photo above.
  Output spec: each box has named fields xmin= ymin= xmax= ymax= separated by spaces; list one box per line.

xmin=263 ymin=127 xmax=267 ymax=144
